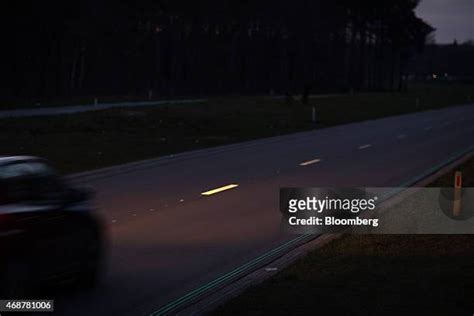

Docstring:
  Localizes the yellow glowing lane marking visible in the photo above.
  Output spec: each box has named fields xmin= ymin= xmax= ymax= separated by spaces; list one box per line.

xmin=358 ymin=144 xmax=372 ymax=150
xmin=201 ymin=184 xmax=239 ymax=196
xmin=299 ymin=159 xmax=321 ymax=166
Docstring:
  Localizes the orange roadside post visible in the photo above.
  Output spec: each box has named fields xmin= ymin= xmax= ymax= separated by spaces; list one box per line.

xmin=453 ymin=171 xmax=462 ymax=217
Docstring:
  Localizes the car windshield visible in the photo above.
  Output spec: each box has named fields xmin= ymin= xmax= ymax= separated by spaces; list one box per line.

xmin=0 ymin=161 xmax=56 ymax=180
xmin=0 ymin=161 xmax=62 ymax=204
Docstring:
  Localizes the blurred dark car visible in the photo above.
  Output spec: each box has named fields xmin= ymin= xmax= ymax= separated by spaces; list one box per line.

xmin=0 ymin=156 xmax=104 ymax=298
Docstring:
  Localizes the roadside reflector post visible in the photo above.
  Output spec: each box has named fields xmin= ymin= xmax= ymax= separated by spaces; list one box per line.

xmin=453 ymin=171 xmax=462 ymax=217
xmin=94 ymin=97 xmax=99 ymax=105
xmin=148 ymin=89 xmax=153 ymax=100
xmin=311 ymin=106 xmax=316 ymax=123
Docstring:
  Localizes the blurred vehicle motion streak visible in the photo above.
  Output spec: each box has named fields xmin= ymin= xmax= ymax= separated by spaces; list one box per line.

xmin=0 ymin=156 xmax=104 ymax=298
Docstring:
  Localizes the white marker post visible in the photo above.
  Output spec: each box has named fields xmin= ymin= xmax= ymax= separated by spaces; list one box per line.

xmin=94 ymin=97 xmax=99 ymax=106
xmin=312 ymin=106 xmax=316 ymax=123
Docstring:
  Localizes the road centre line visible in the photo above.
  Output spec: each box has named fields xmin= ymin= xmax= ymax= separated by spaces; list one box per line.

xmin=358 ymin=144 xmax=372 ymax=150
xmin=201 ymin=184 xmax=239 ymax=196
xmin=299 ymin=159 xmax=321 ymax=166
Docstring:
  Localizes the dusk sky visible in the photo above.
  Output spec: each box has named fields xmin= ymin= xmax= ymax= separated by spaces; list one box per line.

xmin=416 ymin=0 xmax=474 ymax=43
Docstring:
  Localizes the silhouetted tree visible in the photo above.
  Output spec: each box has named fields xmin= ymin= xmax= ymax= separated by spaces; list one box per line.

xmin=1 ymin=0 xmax=433 ymax=104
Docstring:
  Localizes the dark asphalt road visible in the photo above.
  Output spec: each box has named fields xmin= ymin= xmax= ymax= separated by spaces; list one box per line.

xmin=55 ymin=105 xmax=474 ymax=315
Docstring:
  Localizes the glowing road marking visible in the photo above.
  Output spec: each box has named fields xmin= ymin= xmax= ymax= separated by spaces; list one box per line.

xmin=358 ymin=144 xmax=372 ymax=150
xmin=299 ymin=159 xmax=321 ymax=166
xmin=150 ymin=235 xmax=309 ymax=316
xmin=201 ymin=184 xmax=239 ymax=196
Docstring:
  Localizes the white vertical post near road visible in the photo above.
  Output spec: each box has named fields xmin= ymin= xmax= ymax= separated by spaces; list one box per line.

xmin=312 ymin=106 xmax=316 ymax=123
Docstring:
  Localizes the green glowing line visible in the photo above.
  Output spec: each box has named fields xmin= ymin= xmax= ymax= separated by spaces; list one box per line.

xmin=150 ymin=235 xmax=311 ymax=315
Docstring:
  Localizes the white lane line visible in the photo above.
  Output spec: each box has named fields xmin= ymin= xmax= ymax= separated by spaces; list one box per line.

xmin=397 ymin=134 xmax=407 ymax=139
xmin=201 ymin=184 xmax=239 ymax=196
xmin=358 ymin=144 xmax=372 ymax=150
xmin=265 ymin=267 xmax=278 ymax=272
xmin=299 ymin=158 xmax=321 ymax=166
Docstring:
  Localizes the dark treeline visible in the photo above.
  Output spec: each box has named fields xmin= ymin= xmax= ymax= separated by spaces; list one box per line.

xmin=408 ymin=42 xmax=474 ymax=82
xmin=3 ymin=0 xmax=433 ymax=102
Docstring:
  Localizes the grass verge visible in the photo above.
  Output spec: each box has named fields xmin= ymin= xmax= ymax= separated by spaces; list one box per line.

xmin=212 ymin=157 xmax=474 ymax=315
xmin=0 ymin=83 xmax=473 ymax=174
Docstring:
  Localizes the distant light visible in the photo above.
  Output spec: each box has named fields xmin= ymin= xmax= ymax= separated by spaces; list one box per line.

xmin=432 ymin=74 xmax=438 ymax=79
